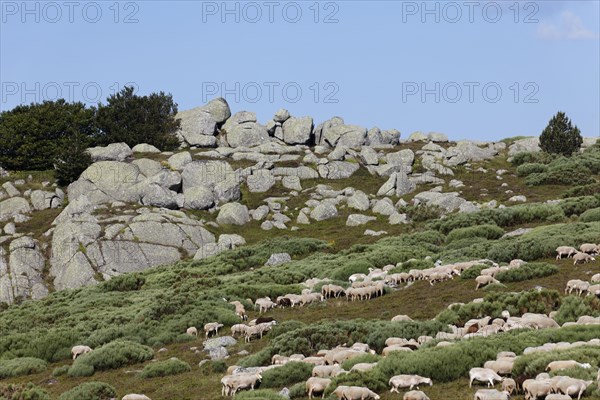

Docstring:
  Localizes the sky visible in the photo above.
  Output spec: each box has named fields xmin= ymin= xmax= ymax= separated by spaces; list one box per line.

xmin=1 ymin=0 xmax=599 ymax=142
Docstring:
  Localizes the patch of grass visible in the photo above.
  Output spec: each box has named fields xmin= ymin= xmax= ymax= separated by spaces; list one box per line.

xmin=140 ymin=357 xmax=191 ymax=378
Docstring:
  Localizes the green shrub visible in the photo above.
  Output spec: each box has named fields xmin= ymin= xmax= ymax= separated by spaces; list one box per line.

xmin=0 ymin=357 xmax=47 ymax=378
xmin=140 ymin=357 xmax=191 ymax=378
xmin=95 ymin=86 xmax=180 ymax=150
xmin=553 ymin=295 xmax=600 ymax=326
xmin=68 ymin=340 xmax=153 ymax=377
xmin=235 ymin=390 xmax=286 ymax=400
xmin=560 ymin=195 xmax=600 ymax=217
xmin=563 ymin=183 xmax=600 ymax=198
xmin=539 ymin=111 xmax=583 ymax=156
xmin=261 ymin=361 xmax=312 ymax=388
xmin=495 ymin=262 xmax=559 ymax=283
xmin=0 ymin=100 xmax=97 ymax=170
xmin=57 ymin=382 xmax=116 ymax=400
xmin=54 ymin=133 xmax=92 ymax=185
xmin=52 ymin=365 xmax=69 ymax=377
xmin=341 ymin=353 xmax=382 ymax=371
xmin=487 ymin=221 xmax=600 ymax=262
xmin=435 ymin=289 xmax=560 ymax=326
xmin=516 ymin=163 xmax=548 ymax=177
xmin=377 ymin=325 xmax=599 ymax=383
xmin=526 ymin=160 xmax=594 ymax=186
xmin=402 ymin=204 xmax=442 ymax=222
xmin=510 ymin=151 xmax=556 ymax=166
xmin=460 ymin=264 xmax=488 ymax=280
xmin=100 ymin=273 xmax=146 ymax=292
xmin=327 ymin=369 xmax=388 ymax=394
xmin=289 ymin=382 xmax=306 ymax=399
xmin=512 ymin=346 xmax=600 ymax=377
xmin=580 ymin=207 xmax=600 ymax=222
xmin=330 ymin=260 xmax=372 ymax=281
xmin=0 ymin=383 xmax=51 ymax=400
xmin=446 ymin=225 xmax=504 ymax=243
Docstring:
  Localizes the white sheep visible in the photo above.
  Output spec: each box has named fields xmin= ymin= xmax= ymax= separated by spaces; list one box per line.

xmin=556 ymin=246 xmax=578 ymax=259
xmin=572 ymin=252 xmax=595 ymax=265
xmin=186 ymin=326 xmax=198 ymax=336
xmin=122 ymin=395 xmax=151 ymax=400
xmin=204 ymin=322 xmax=224 ymax=338
xmin=473 ymin=389 xmax=510 ymax=400
xmin=71 ymin=345 xmax=92 ymax=360
xmin=469 ymin=368 xmax=503 ymax=387
xmin=546 ymin=360 xmax=592 ymax=372
xmin=475 ymin=275 xmax=500 ymax=290
xmin=580 ymin=243 xmax=599 ymax=254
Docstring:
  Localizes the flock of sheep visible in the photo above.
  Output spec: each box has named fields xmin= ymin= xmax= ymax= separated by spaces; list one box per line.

xmin=64 ymin=240 xmax=599 ymax=400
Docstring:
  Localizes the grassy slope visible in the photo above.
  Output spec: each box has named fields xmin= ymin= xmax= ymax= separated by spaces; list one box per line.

xmin=2 ymin=143 xmax=600 ymax=399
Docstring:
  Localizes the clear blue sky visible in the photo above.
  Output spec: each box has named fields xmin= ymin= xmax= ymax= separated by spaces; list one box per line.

xmin=1 ymin=0 xmax=599 ymax=141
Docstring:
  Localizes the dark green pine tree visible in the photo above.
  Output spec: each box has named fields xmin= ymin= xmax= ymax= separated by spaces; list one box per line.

xmin=539 ymin=111 xmax=583 ymax=156
xmin=53 ymin=133 xmax=93 ymax=186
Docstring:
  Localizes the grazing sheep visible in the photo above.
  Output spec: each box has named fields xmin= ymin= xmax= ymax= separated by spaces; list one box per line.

xmin=556 ymin=246 xmax=578 ymax=260
xmin=122 ymin=395 xmax=151 ymax=400
xmin=351 ymin=362 xmax=377 ymax=373
xmin=271 ymin=354 xmax=289 ymax=365
xmin=403 ymin=390 xmax=430 ymax=400
xmin=591 ymin=273 xmax=600 ymax=283
xmin=322 ymin=284 xmax=345 ymax=299
xmin=186 ymin=327 xmax=198 ymax=336
xmin=231 ymin=324 xmax=249 ymax=337
xmin=312 ymin=364 xmax=344 ymax=378
xmin=523 ymin=379 xmax=552 ymax=400
xmin=501 ymin=378 xmax=516 ymax=395
xmin=382 ymin=345 xmax=413 ymax=356
xmin=306 ymin=377 xmax=332 ymax=399
xmin=546 ymin=360 xmax=592 ymax=372
xmin=565 ymin=280 xmax=590 ymax=296
xmin=71 ymin=345 xmax=92 ymax=360
xmin=586 ymin=284 xmax=600 ymax=297
xmin=204 ymin=322 xmax=223 ymax=338
xmin=475 ymin=275 xmax=500 ymax=290
xmin=389 ymin=375 xmax=432 ymax=392
xmin=303 ymin=356 xmax=326 ymax=366
xmin=336 ymin=386 xmax=380 ymax=400
xmin=333 ymin=386 xmax=351 ymax=400
xmin=255 ymin=297 xmax=276 ymax=313
xmin=572 ymin=252 xmax=595 ymax=265
xmin=473 ymin=389 xmax=510 ymax=400
xmin=550 ymin=376 xmax=592 ymax=400
xmin=580 ymin=243 xmax=599 ymax=254
xmin=221 ymin=372 xmax=262 ymax=396
xmin=391 ymin=314 xmax=413 ymax=322
xmin=484 ymin=359 xmax=514 ymax=375
xmin=229 ymin=300 xmax=247 ymax=320
xmin=255 ymin=316 xmax=277 ymax=325
xmin=469 ymin=368 xmax=503 ymax=387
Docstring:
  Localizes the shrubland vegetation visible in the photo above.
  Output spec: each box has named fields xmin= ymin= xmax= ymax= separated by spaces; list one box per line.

xmin=0 ymin=87 xmax=180 ymax=184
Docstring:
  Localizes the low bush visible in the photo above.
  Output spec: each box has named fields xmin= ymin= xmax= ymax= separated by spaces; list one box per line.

xmin=341 ymin=353 xmax=382 ymax=371
xmin=52 ymin=365 xmax=69 ymax=377
xmin=0 ymin=383 xmax=50 ymax=400
xmin=0 ymin=357 xmax=47 ymax=378
xmin=580 ymin=207 xmax=600 ymax=222
xmin=327 ymin=369 xmax=388 ymax=395
xmin=559 ymin=195 xmax=600 ymax=217
xmin=68 ymin=340 xmax=153 ymax=377
xmin=486 ymin=221 xmax=600 ymax=262
xmin=563 ymin=183 xmax=600 ymax=198
xmin=553 ymin=295 xmax=600 ymax=326
xmin=510 ymin=151 xmax=556 ymax=166
xmin=435 ymin=289 xmax=560 ymax=326
xmin=235 ymin=389 xmax=286 ymax=400
xmin=240 ymin=319 xmax=447 ymax=367
xmin=516 ymin=163 xmax=548 ymax=177
xmin=512 ymin=346 xmax=600 ymax=377
xmin=100 ymin=273 xmax=145 ymax=292
xmin=289 ymin=382 xmax=306 ymax=399
xmin=376 ymin=325 xmax=599 ymax=383
xmin=57 ymin=381 xmax=116 ymax=400
xmin=460 ymin=264 xmax=488 ymax=280
xmin=446 ymin=224 xmax=504 ymax=243
xmin=495 ymin=262 xmax=559 ymax=283
xmin=261 ymin=361 xmax=312 ymax=388
xmin=330 ymin=260 xmax=372 ymax=281
xmin=140 ymin=357 xmax=191 ymax=378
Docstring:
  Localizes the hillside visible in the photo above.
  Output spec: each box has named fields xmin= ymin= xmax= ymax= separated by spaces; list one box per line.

xmin=1 ymin=99 xmax=600 ymax=400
